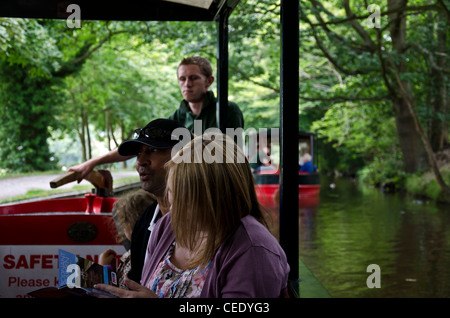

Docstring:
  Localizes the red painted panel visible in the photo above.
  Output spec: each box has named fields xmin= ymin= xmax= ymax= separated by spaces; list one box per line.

xmin=0 ymin=196 xmax=118 ymax=215
xmin=0 ymin=214 xmax=119 ymax=245
xmin=0 ymin=195 xmax=120 ymax=246
xmin=255 ymin=184 xmax=320 ymax=208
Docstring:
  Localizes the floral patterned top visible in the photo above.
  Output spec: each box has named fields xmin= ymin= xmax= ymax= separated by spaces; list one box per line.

xmin=117 ymin=250 xmax=131 ymax=290
xmin=147 ymin=241 xmax=211 ymax=298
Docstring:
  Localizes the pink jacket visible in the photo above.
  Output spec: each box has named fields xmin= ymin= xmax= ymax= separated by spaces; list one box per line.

xmin=140 ymin=213 xmax=290 ymax=298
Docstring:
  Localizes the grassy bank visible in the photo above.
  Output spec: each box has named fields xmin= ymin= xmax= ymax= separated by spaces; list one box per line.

xmin=405 ymin=164 xmax=450 ymax=204
xmin=354 ymin=147 xmax=450 ymax=205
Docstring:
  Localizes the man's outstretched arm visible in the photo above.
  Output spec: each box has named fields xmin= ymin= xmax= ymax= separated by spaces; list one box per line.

xmin=68 ymin=148 xmax=134 ymax=182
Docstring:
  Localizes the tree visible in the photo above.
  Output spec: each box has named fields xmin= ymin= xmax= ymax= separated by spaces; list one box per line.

xmin=0 ymin=18 xmax=131 ymax=171
xmin=61 ymin=33 xmax=181 ymax=163
xmin=0 ymin=18 xmax=64 ymax=171
xmin=300 ymin=0 xmax=449 ymax=186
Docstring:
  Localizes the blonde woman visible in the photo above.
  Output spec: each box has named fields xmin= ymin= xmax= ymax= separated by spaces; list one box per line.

xmin=94 ymin=133 xmax=290 ymax=298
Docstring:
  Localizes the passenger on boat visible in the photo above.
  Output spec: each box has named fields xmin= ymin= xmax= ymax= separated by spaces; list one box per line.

xmin=250 ymin=145 xmax=277 ymax=173
xmin=117 ymin=119 xmax=190 ymax=284
xmin=98 ymin=189 xmax=156 ymax=290
xmin=93 ymin=133 xmax=290 ymax=298
xmin=68 ymin=56 xmax=243 ymax=182
xmin=299 ymin=153 xmax=317 ymax=173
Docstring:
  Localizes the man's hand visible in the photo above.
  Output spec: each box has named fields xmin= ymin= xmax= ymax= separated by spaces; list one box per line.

xmin=93 ymin=278 xmax=157 ymax=298
xmin=68 ymin=149 xmax=132 ymax=183
xmin=68 ymin=160 xmax=96 ymax=183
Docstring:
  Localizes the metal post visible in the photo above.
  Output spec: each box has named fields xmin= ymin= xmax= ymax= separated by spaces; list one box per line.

xmin=279 ymin=0 xmax=300 ymax=294
xmin=217 ymin=8 xmax=229 ymax=132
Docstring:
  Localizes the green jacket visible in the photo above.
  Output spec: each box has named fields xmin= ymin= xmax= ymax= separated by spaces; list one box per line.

xmin=168 ymin=91 xmax=244 ymax=133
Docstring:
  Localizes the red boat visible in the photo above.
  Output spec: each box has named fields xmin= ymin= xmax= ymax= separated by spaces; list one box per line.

xmin=250 ymin=130 xmax=321 ymax=209
xmin=0 ymin=171 xmax=125 ymax=298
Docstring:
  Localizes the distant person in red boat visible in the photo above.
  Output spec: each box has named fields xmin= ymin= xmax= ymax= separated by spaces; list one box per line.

xmin=250 ymin=144 xmax=277 ymax=173
xmin=68 ymin=56 xmax=243 ymax=182
xmin=99 ymin=189 xmax=156 ymax=289
xmin=93 ymin=133 xmax=290 ymax=298
xmin=299 ymin=153 xmax=317 ymax=173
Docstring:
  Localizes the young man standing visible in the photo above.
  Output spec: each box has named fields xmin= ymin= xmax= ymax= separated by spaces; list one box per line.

xmin=69 ymin=56 xmax=243 ymax=181
xmin=169 ymin=56 xmax=243 ymax=133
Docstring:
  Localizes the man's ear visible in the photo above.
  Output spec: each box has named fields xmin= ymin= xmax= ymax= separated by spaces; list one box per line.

xmin=205 ymin=76 xmax=214 ymax=89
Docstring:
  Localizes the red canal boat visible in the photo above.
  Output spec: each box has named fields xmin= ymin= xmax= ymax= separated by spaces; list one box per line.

xmin=250 ymin=129 xmax=321 ymax=209
xmin=0 ymin=171 xmax=126 ymax=298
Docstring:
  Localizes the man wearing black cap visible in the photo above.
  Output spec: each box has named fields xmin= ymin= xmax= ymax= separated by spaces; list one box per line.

xmin=117 ymin=118 xmax=190 ymax=283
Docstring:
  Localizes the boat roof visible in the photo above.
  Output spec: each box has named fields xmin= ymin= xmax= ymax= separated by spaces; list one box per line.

xmin=0 ymin=0 xmax=239 ymax=21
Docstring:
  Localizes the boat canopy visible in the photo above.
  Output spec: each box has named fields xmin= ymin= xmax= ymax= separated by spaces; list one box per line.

xmin=0 ymin=0 xmax=239 ymax=21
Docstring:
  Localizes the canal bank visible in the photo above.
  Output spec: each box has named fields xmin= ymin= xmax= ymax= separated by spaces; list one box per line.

xmin=404 ymin=163 xmax=450 ymax=205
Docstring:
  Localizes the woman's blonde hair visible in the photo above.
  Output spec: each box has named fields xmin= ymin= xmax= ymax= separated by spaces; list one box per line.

xmin=114 ymin=189 xmax=156 ymax=243
xmin=165 ymin=133 xmax=268 ymax=268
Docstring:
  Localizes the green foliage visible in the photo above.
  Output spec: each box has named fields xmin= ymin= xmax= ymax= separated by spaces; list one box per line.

xmin=357 ymin=156 xmax=406 ymax=189
xmin=300 ymin=0 xmax=450 ymax=188
xmin=0 ymin=58 xmax=63 ymax=171
xmin=0 ymin=18 xmax=86 ymax=171
xmin=405 ymin=168 xmax=450 ymax=203
xmin=61 ymin=34 xmax=182 ymax=154
xmin=229 ymin=0 xmax=281 ymax=129
xmin=311 ymin=99 xmax=404 ymax=183
xmin=0 ymin=18 xmax=62 ymax=78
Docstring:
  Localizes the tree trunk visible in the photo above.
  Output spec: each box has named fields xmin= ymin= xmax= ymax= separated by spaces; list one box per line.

xmin=86 ymin=112 xmax=92 ymax=160
xmin=391 ymin=64 xmax=450 ymax=195
xmin=388 ymin=0 xmax=429 ymax=173
xmin=392 ymin=96 xmax=429 ymax=172
xmin=429 ymin=12 xmax=448 ymax=151
xmin=105 ymin=109 xmax=111 ymax=151
xmin=387 ymin=0 xmax=450 ymax=195
xmin=120 ymin=120 xmax=128 ymax=169
xmin=79 ymin=106 xmax=87 ymax=163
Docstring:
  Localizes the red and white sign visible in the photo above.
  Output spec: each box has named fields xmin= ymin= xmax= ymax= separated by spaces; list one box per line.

xmin=0 ymin=245 xmax=125 ymax=298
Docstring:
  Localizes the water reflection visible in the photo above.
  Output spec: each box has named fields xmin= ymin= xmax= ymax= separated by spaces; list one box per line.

xmin=298 ymin=177 xmax=450 ymax=297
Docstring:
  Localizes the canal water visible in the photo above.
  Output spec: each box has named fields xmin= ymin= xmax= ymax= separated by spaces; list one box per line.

xmin=296 ymin=176 xmax=450 ymax=298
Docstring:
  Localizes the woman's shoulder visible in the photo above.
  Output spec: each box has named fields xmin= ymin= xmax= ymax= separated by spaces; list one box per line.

xmin=233 ymin=215 xmax=286 ymax=257
xmin=154 ymin=212 xmax=172 ymax=233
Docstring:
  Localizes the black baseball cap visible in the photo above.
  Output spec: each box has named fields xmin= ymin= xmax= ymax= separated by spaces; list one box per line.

xmin=118 ymin=119 xmax=189 ymax=156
